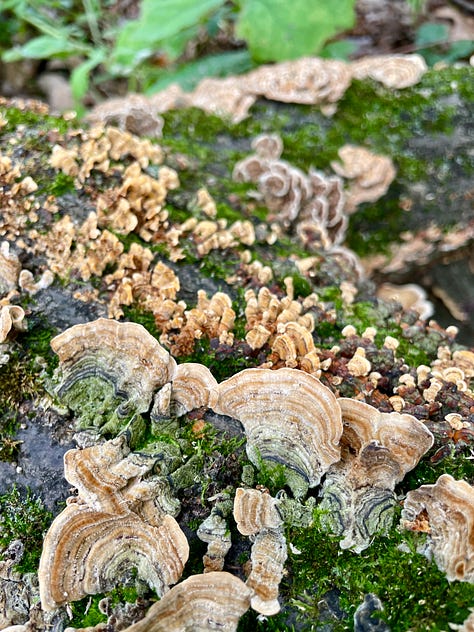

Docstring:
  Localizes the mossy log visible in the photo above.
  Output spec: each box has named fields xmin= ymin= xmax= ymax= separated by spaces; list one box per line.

xmin=0 ymin=63 xmax=473 ymax=631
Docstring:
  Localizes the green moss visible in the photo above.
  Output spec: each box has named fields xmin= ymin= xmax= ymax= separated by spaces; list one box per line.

xmin=0 ymin=486 xmax=53 ymax=573
xmin=286 ymin=513 xmax=474 ymax=631
xmin=69 ymin=583 xmax=142 ymax=628
xmin=0 ymin=107 xmax=71 ymax=135
xmin=58 ymin=376 xmax=128 ymax=433
xmin=45 ymin=172 xmax=76 ymax=196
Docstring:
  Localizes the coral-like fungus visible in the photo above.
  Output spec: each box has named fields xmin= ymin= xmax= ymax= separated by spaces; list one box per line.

xmin=319 ymin=398 xmax=433 ymax=552
xmin=401 ymin=474 xmax=474 ymax=582
xmin=50 ymin=318 xmax=177 ymax=428
xmin=210 ymin=367 xmax=342 ymax=497
xmin=120 ymin=572 xmax=251 ymax=631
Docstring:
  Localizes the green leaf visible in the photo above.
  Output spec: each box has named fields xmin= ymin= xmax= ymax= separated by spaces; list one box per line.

xmin=236 ymin=0 xmax=356 ymax=62
xmin=111 ymin=0 xmax=226 ymax=73
xmin=70 ymin=48 xmax=106 ymax=101
xmin=415 ymin=22 xmax=448 ymax=47
xmin=320 ymin=39 xmax=357 ymax=60
xmin=2 ymin=34 xmax=86 ymax=61
xmin=145 ymin=50 xmax=254 ymax=94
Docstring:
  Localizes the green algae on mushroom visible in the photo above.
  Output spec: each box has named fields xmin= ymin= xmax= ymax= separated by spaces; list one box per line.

xmin=50 ymin=318 xmax=177 ymax=432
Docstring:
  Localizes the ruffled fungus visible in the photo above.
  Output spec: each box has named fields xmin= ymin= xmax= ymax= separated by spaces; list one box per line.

xmin=50 ymin=318 xmax=177 ymax=428
xmin=120 ymin=572 xmax=251 ymax=631
xmin=245 ymin=527 xmax=288 ymax=616
xmin=402 ymin=474 xmax=474 ymax=582
xmin=350 ymin=54 xmax=427 ymax=89
xmin=233 ymin=487 xmax=283 ymax=536
xmin=39 ymin=506 xmax=188 ymax=611
xmin=319 ymin=398 xmax=434 ymax=552
xmin=210 ymin=367 xmax=342 ymax=498
xmin=331 ymin=145 xmax=396 ymax=212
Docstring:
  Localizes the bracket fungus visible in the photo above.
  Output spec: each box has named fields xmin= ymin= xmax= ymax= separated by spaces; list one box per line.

xmin=121 ymin=572 xmax=252 ymax=632
xmin=170 ymin=362 xmax=218 ymax=417
xmin=63 ymin=437 xmax=180 ymax=521
xmin=197 ymin=506 xmax=232 ymax=573
xmin=50 ymin=318 xmax=177 ymax=428
xmin=210 ymin=367 xmax=342 ymax=498
xmin=401 ymin=474 xmax=474 ymax=582
xmin=39 ymin=506 xmax=189 ymax=611
xmin=245 ymin=527 xmax=288 ymax=616
xmin=319 ymin=398 xmax=434 ymax=552
xmin=233 ymin=487 xmax=283 ymax=536
xmin=350 ymin=54 xmax=427 ymax=89
xmin=331 ymin=145 xmax=396 ymax=213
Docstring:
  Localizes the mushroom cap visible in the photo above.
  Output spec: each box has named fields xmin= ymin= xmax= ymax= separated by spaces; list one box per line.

xmin=318 ymin=398 xmax=434 ymax=552
xmin=210 ymin=367 xmax=342 ymax=497
xmin=39 ymin=506 xmax=189 ymax=611
xmin=170 ymin=362 xmax=218 ymax=417
xmin=233 ymin=488 xmax=283 ymax=536
xmin=122 ymin=571 xmax=252 ymax=632
xmin=246 ymin=528 xmax=288 ymax=616
xmin=401 ymin=474 xmax=474 ymax=582
xmin=338 ymin=398 xmax=434 ymax=478
xmin=350 ymin=54 xmax=427 ymax=89
xmin=51 ymin=318 xmax=177 ymax=417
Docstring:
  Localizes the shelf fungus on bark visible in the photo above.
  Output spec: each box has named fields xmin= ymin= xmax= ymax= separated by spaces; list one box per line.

xmin=63 ymin=436 xmax=180 ymax=521
xmin=319 ymin=398 xmax=434 ymax=553
xmin=50 ymin=318 xmax=177 ymax=430
xmin=246 ymin=527 xmax=288 ymax=616
xmin=197 ymin=507 xmax=232 ymax=573
xmin=121 ymin=572 xmax=252 ymax=632
xmin=330 ymin=145 xmax=396 ymax=213
xmin=233 ymin=487 xmax=283 ymax=536
xmin=0 ymin=241 xmax=21 ymax=293
xmin=169 ymin=362 xmax=218 ymax=417
xmin=39 ymin=506 xmax=189 ymax=611
xmin=210 ymin=367 xmax=342 ymax=498
xmin=350 ymin=54 xmax=427 ymax=89
xmin=0 ymin=305 xmax=26 ymax=343
xmin=401 ymin=474 xmax=474 ymax=582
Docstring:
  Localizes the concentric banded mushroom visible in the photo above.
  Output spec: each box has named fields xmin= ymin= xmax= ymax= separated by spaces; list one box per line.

xmin=233 ymin=487 xmax=283 ymax=536
xmin=170 ymin=362 xmax=218 ymax=417
xmin=51 ymin=318 xmax=177 ymax=426
xmin=319 ymin=398 xmax=433 ymax=552
xmin=401 ymin=474 xmax=474 ymax=582
xmin=39 ymin=507 xmax=189 ymax=610
xmin=246 ymin=527 xmax=288 ymax=616
xmin=121 ymin=571 xmax=251 ymax=631
xmin=210 ymin=367 xmax=342 ymax=498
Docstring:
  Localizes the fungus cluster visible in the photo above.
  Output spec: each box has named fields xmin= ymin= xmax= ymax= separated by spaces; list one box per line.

xmin=88 ymin=54 xmax=428 ymax=125
xmin=33 ymin=317 xmax=448 ymax=628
